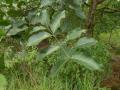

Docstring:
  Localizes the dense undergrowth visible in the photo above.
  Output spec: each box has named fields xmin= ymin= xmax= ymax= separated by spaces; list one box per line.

xmin=1 ymin=28 xmax=120 ymax=90
xmin=1 ymin=29 xmax=120 ymax=90
xmin=0 ymin=37 xmax=111 ymax=90
xmin=0 ymin=0 xmax=120 ymax=90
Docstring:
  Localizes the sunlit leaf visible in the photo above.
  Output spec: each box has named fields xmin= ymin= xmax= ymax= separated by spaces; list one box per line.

xmin=66 ymin=28 xmax=86 ymax=41
xmin=30 ymin=9 xmax=50 ymax=26
xmin=36 ymin=46 xmax=60 ymax=60
xmin=27 ymin=32 xmax=51 ymax=46
xmin=76 ymin=37 xmax=97 ymax=47
xmin=30 ymin=16 xmax=41 ymax=25
xmin=30 ymin=26 xmax=46 ymax=34
xmin=45 ymin=46 xmax=60 ymax=56
xmin=41 ymin=0 xmax=55 ymax=7
xmin=40 ymin=9 xmax=50 ymax=26
xmin=7 ymin=26 xmax=28 ymax=36
xmin=71 ymin=54 xmax=101 ymax=70
xmin=50 ymin=10 xmax=66 ymax=33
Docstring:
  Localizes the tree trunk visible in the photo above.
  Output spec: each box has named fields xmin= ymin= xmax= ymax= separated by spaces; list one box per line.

xmin=85 ymin=0 xmax=105 ymax=37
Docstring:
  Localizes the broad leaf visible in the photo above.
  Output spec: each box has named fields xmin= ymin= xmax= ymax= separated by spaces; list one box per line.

xmin=71 ymin=54 xmax=101 ymax=70
xmin=27 ymin=32 xmax=51 ymax=46
xmin=30 ymin=9 xmax=50 ymax=26
xmin=66 ymin=28 xmax=86 ymax=41
xmin=76 ymin=37 xmax=97 ymax=47
xmin=69 ymin=5 xmax=86 ymax=19
xmin=30 ymin=26 xmax=46 ymax=34
xmin=40 ymin=9 xmax=50 ymax=26
xmin=41 ymin=0 xmax=55 ymax=7
xmin=50 ymin=10 xmax=66 ymax=33
xmin=74 ymin=8 xmax=86 ymax=19
xmin=45 ymin=46 xmax=60 ymax=56
xmin=7 ymin=26 xmax=28 ymax=36
xmin=31 ymin=16 xmax=41 ymax=25
xmin=37 ymin=46 xmax=60 ymax=60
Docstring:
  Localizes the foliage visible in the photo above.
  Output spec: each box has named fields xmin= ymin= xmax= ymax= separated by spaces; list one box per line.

xmin=0 ymin=74 xmax=7 ymax=90
xmin=95 ymin=0 xmax=120 ymax=34
xmin=99 ymin=29 xmax=120 ymax=47
xmin=0 ymin=0 xmax=103 ymax=73
xmin=0 ymin=0 xmax=119 ymax=90
xmin=3 ymin=46 xmax=110 ymax=90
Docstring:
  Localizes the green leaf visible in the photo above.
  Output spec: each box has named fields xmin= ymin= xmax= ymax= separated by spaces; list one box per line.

xmin=66 ymin=28 xmax=86 ymax=41
xmin=50 ymin=59 xmax=68 ymax=76
xmin=0 ymin=29 xmax=6 ymax=37
xmin=41 ymin=0 xmax=55 ymax=7
xmin=7 ymin=26 xmax=28 ymax=36
xmin=7 ymin=9 xmax=23 ymax=17
xmin=73 ymin=0 xmax=81 ymax=6
xmin=74 ymin=8 xmax=86 ymax=19
xmin=71 ymin=54 xmax=101 ymax=70
xmin=31 ymin=16 xmax=41 ymax=25
xmin=76 ymin=37 xmax=97 ymax=47
xmin=0 ymin=53 xmax=5 ymax=69
xmin=30 ymin=9 xmax=50 ymax=26
xmin=27 ymin=32 xmax=51 ymax=46
xmin=69 ymin=5 xmax=86 ymax=19
xmin=30 ymin=12 xmax=41 ymax=25
xmin=40 ymin=9 xmax=50 ymax=26
xmin=45 ymin=46 xmax=60 ymax=56
xmin=0 ymin=20 xmax=10 ymax=26
xmin=30 ymin=26 xmax=46 ymax=34
xmin=37 ymin=46 xmax=60 ymax=60
xmin=50 ymin=10 xmax=66 ymax=33
xmin=0 ymin=74 xmax=7 ymax=90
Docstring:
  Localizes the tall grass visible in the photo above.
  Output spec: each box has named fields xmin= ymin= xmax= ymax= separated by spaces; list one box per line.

xmin=0 ymin=40 xmax=111 ymax=90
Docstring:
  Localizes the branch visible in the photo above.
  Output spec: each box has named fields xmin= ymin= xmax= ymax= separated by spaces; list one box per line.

xmin=102 ymin=7 xmax=120 ymax=13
